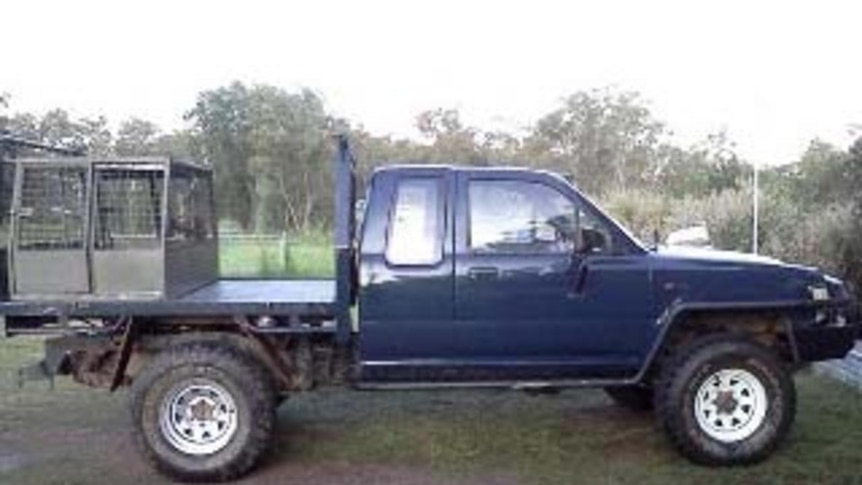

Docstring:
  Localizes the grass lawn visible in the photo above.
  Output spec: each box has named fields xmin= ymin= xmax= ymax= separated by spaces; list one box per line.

xmin=0 ymin=337 xmax=860 ymax=484
xmin=219 ymin=233 xmax=334 ymax=278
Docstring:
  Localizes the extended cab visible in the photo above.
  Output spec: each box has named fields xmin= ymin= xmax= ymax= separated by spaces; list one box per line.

xmin=0 ymin=135 xmax=858 ymax=481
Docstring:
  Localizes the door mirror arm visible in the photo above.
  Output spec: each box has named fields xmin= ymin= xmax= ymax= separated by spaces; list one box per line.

xmin=568 ymin=249 xmax=593 ymax=297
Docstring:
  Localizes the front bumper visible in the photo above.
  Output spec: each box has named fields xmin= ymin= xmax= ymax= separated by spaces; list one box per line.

xmin=791 ymin=300 xmax=860 ymax=362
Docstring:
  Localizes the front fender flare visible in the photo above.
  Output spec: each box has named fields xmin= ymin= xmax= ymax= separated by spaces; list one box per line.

xmin=632 ymin=299 xmax=832 ymax=383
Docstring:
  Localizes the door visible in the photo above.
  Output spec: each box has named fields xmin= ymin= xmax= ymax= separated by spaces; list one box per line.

xmin=454 ymin=174 xmax=654 ymax=379
xmin=12 ymin=163 xmax=91 ymax=296
xmin=91 ymin=166 xmax=166 ymax=297
xmin=358 ymin=170 xmax=456 ymax=381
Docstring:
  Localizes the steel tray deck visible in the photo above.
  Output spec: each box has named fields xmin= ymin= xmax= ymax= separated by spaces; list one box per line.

xmin=0 ymin=279 xmax=337 ymax=319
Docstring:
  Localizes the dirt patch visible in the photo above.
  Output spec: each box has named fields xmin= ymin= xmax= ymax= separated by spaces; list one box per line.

xmin=0 ymin=452 xmax=32 ymax=473
xmin=243 ymin=462 xmax=519 ymax=485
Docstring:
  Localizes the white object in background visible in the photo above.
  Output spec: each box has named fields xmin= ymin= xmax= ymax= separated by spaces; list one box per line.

xmin=665 ymin=225 xmax=711 ymax=248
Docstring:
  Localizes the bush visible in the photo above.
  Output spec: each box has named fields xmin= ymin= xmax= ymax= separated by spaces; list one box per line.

xmin=603 ymin=187 xmax=857 ymax=286
xmin=602 ymin=189 xmax=672 ymax=243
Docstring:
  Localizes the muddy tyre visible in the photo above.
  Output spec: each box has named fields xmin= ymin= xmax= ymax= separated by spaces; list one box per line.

xmin=654 ymin=334 xmax=795 ymax=466
xmin=130 ymin=342 xmax=276 ymax=482
xmin=604 ymin=386 xmax=654 ymax=411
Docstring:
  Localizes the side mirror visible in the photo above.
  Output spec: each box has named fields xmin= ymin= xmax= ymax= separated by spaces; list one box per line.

xmin=575 ymin=228 xmax=606 ymax=255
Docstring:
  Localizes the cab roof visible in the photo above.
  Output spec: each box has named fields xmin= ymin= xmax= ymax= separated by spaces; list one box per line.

xmin=372 ymin=163 xmax=576 ymax=187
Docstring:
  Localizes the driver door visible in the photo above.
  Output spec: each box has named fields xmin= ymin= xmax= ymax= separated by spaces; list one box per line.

xmin=454 ymin=174 xmax=651 ymax=379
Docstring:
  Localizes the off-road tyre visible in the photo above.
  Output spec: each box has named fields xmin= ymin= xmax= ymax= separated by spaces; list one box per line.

xmin=130 ymin=341 xmax=276 ymax=482
xmin=654 ymin=334 xmax=796 ymax=466
xmin=604 ymin=385 xmax=654 ymax=411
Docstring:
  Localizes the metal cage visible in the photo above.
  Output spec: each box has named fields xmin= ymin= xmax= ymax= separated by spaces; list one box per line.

xmin=5 ymin=157 xmax=217 ymax=300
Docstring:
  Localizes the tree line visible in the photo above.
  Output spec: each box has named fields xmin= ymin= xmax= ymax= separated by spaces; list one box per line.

xmin=1 ymin=84 xmax=860 ymax=289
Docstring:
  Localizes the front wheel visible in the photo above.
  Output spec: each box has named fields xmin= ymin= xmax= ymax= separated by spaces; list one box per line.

xmin=130 ymin=342 xmax=276 ymax=482
xmin=654 ymin=335 xmax=796 ymax=465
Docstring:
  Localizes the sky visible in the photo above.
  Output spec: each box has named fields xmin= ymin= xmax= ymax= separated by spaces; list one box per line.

xmin=2 ymin=0 xmax=860 ymax=166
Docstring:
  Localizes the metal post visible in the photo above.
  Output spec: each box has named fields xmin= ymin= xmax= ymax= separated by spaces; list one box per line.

xmin=752 ymin=161 xmax=759 ymax=254
xmin=333 ymin=135 xmax=356 ymax=344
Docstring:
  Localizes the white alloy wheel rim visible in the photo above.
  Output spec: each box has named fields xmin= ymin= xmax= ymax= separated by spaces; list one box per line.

xmin=694 ymin=368 xmax=768 ymax=443
xmin=159 ymin=379 xmax=239 ymax=455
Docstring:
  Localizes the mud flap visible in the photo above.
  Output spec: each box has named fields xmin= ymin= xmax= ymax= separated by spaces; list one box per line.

xmin=17 ymin=360 xmax=59 ymax=390
xmin=16 ymin=332 xmax=116 ymax=389
xmin=16 ymin=334 xmax=77 ymax=388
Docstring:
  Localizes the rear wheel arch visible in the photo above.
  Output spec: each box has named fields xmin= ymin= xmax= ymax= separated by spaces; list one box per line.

xmin=129 ymin=329 xmax=289 ymax=393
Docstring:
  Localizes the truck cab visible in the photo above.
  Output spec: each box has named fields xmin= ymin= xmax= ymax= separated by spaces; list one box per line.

xmin=357 ymin=166 xmax=654 ymax=383
xmin=354 ymin=164 xmax=856 ymax=385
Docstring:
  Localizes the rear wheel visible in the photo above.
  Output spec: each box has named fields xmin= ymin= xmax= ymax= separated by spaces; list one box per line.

xmin=604 ymin=386 xmax=654 ymax=411
xmin=131 ymin=342 xmax=276 ymax=482
xmin=654 ymin=335 xmax=795 ymax=465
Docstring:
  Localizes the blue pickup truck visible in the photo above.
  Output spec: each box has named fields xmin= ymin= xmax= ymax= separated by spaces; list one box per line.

xmin=0 ymin=135 xmax=858 ymax=482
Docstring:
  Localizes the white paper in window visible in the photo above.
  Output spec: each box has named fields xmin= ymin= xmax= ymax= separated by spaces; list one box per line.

xmin=387 ymin=179 xmax=440 ymax=265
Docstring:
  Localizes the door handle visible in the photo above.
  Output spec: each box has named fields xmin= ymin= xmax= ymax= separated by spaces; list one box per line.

xmin=467 ymin=267 xmax=499 ymax=280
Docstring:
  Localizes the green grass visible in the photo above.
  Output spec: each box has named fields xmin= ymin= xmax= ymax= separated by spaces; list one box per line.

xmin=219 ymin=232 xmax=334 ymax=278
xmin=0 ymin=337 xmax=861 ymax=484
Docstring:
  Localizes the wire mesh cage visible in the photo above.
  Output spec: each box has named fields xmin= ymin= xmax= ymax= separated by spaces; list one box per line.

xmin=94 ymin=169 xmax=164 ymax=250
xmin=0 ymin=163 xmax=13 ymax=242
xmin=17 ymin=166 xmax=88 ymax=251
xmin=6 ymin=158 xmax=219 ymax=299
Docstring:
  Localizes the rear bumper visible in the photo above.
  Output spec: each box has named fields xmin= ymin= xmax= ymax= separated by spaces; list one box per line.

xmin=792 ymin=300 xmax=860 ymax=362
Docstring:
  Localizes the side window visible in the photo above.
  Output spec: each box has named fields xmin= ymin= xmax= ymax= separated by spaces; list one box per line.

xmin=469 ymin=180 xmax=611 ymax=254
xmin=386 ymin=178 xmax=443 ymax=266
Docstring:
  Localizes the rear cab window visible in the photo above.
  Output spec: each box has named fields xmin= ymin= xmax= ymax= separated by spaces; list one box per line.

xmin=385 ymin=177 xmax=444 ymax=266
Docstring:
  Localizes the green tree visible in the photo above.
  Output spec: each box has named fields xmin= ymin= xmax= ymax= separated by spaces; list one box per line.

xmin=36 ymin=109 xmax=87 ymax=150
xmin=842 ymin=137 xmax=862 ymax=290
xmin=187 ymin=82 xmax=257 ymax=230
xmin=0 ymin=93 xmax=8 ymax=132
xmin=245 ymin=86 xmax=331 ymax=231
xmin=658 ymin=131 xmax=747 ymax=198
xmin=188 ymin=82 xmax=332 ymax=232
xmin=761 ymin=140 xmax=847 ymax=208
xmin=416 ymin=108 xmax=484 ymax=165
xmin=115 ymin=118 xmax=161 ymax=156
xmin=78 ymin=116 xmax=113 ymax=156
xmin=526 ymin=87 xmax=667 ymax=195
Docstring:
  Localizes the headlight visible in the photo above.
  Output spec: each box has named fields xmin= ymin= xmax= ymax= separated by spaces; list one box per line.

xmin=823 ymin=274 xmax=851 ymax=300
xmin=809 ymin=285 xmax=829 ymax=301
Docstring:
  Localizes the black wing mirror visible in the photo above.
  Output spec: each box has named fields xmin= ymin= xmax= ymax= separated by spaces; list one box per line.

xmin=575 ymin=228 xmax=606 ymax=256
